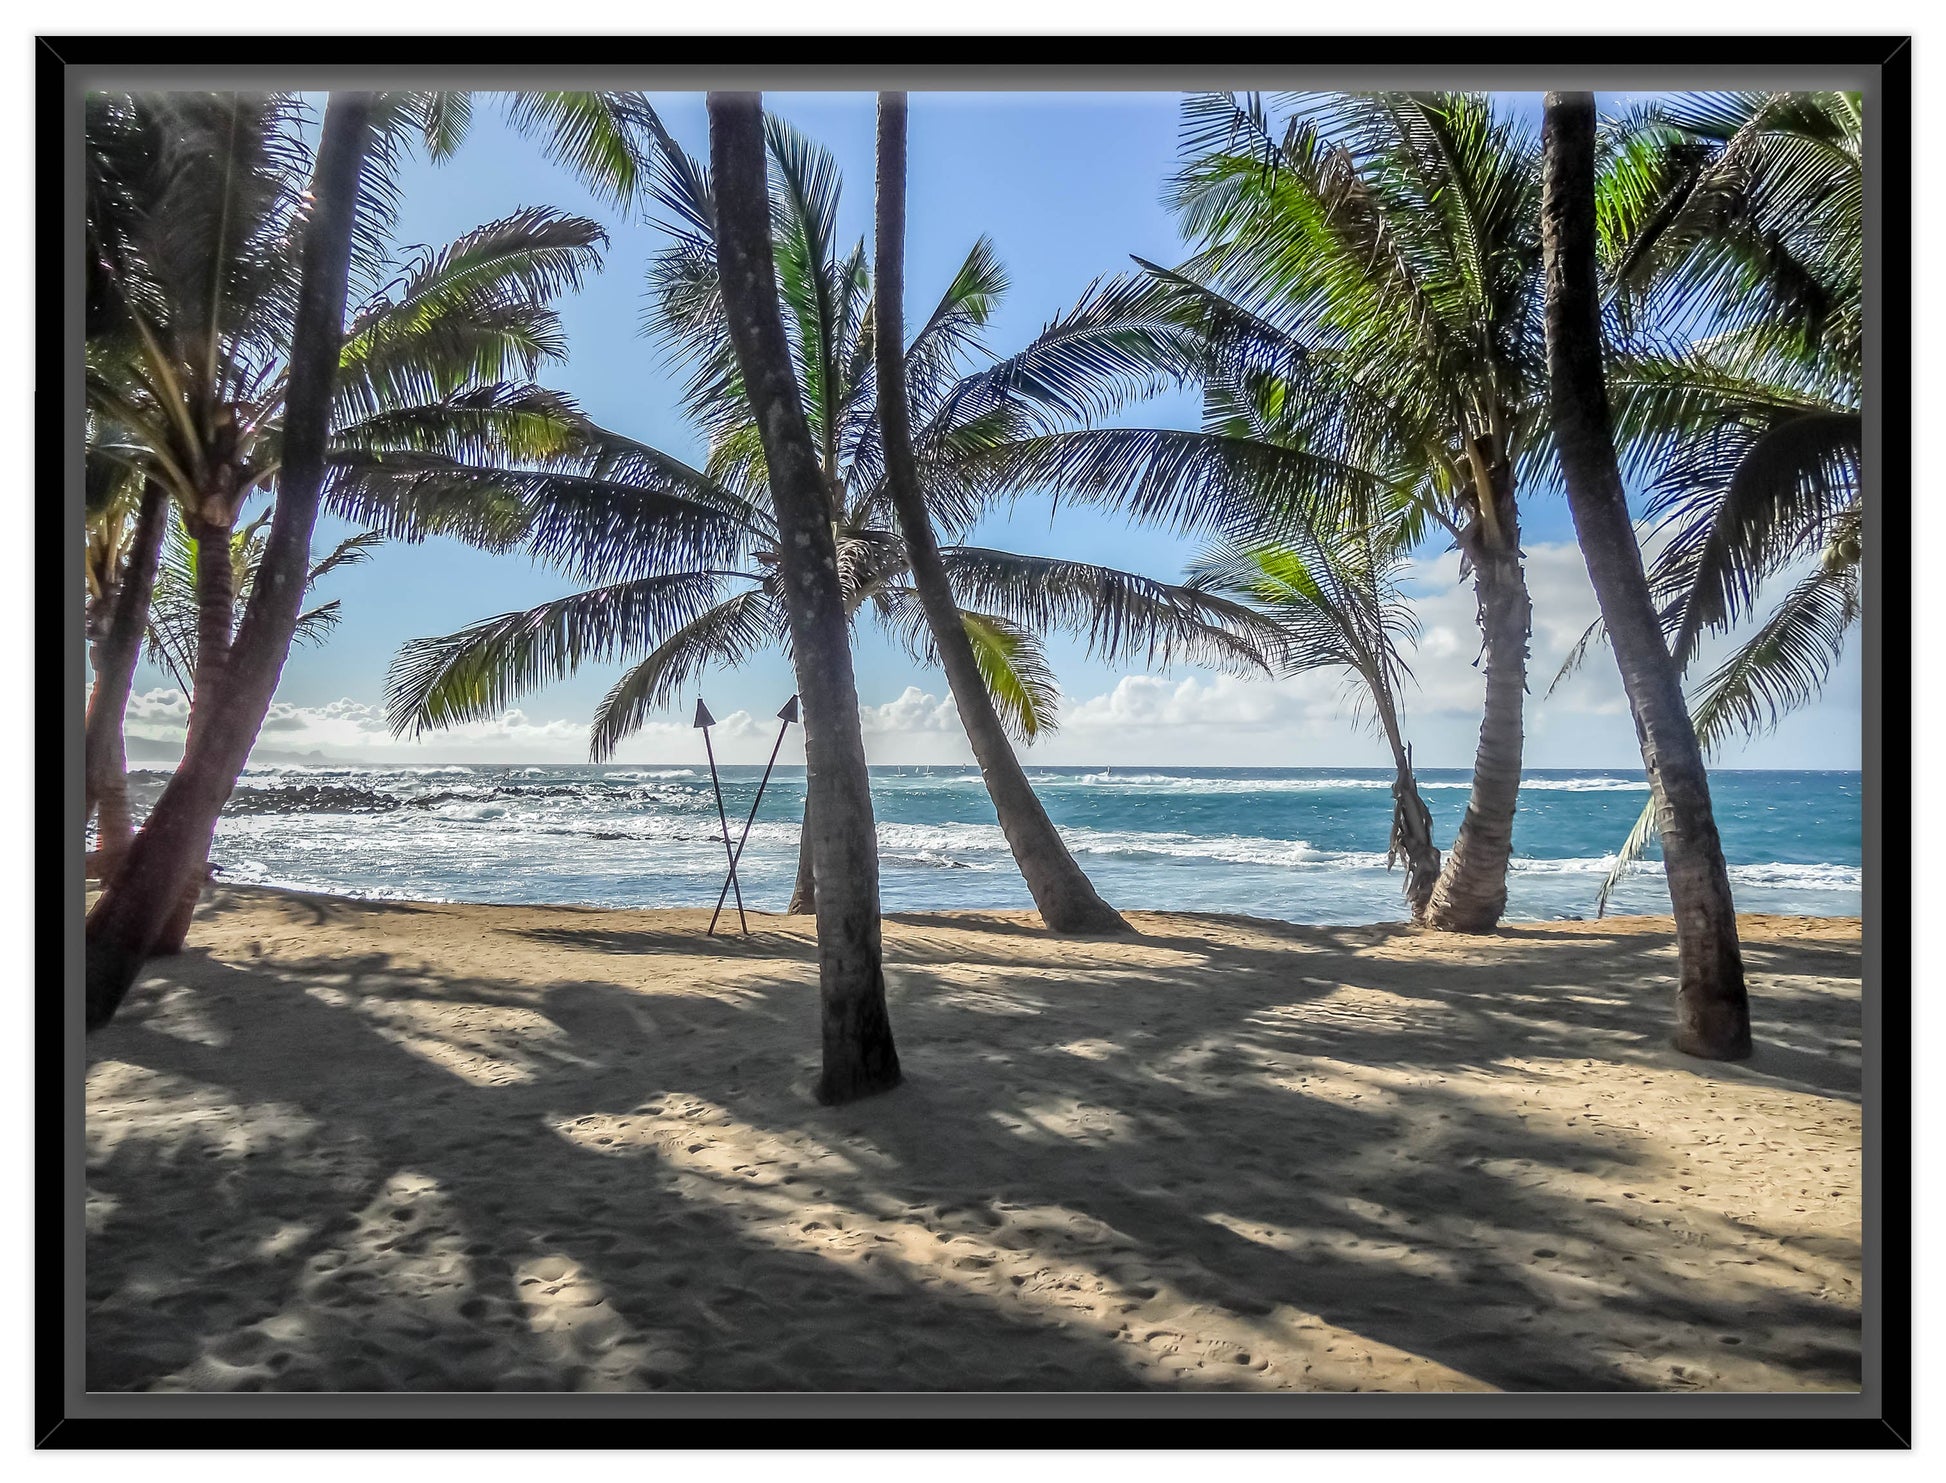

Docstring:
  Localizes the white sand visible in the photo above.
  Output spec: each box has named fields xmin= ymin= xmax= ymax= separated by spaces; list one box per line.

xmin=84 ymin=886 xmax=1863 ymax=1392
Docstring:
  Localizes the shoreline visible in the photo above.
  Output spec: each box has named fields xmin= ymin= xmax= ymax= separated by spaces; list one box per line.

xmin=84 ymin=871 xmax=1865 ymax=927
xmin=85 ymin=885 xmax=1863 ymax=1392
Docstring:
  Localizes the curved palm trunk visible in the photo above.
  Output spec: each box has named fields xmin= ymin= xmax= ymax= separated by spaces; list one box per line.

xmin=1423 ymin=493 xmax=1531 ymax=933
xmin=1372 ymin=690 xmax=1440 ymax=922
xmin=1541 ymin=92 xmax=1750 ymax=1061
xmin=85 ymin=92 xmax=378 ymax=1029
xmin=711 ymin=91 xmax=900 ymax=1105
xmin=140 ymin=507 xmax=240 ymax=953
xmin=789 ymin=796 xmax=816 ymax=913
xmin=84 ymin=480 xmax=169 ymax=883
xmin=873 ymin=94 xmax=1130 ymax=937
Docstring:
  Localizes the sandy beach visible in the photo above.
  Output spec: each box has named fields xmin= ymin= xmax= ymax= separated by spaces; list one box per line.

xmin=83 ymin=885 xmax=1863 ymax=1393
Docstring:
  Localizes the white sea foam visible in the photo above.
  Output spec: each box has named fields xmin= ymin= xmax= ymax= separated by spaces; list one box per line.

xmin=1503 ymin=855 xmax=1860 ymax=889
xmin=1007 ymin=770 xmax=1650 ymax=795
xmin=603 ymin=769 xmax=699 ymax=781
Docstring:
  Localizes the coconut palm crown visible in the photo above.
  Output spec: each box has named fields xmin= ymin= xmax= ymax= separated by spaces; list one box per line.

xmin=1589 ymin=90 xmax=1862 ymax=730
xmin=383 ymin=114 xmax=1272 ymax=761
xmin=956 ymin=91 xmax=1551 ymax=930
xmin=82 ymin=91 xmax=643 ymax=591
xmin=1552 ymin=90 xmax=1863 ymax=912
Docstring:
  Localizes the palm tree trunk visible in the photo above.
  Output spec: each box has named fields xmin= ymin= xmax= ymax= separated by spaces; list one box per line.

xmin=709 ymin=91 xmax=901 ymax=1105
xmin=85 ymin=92 xmax=378 ymax=1029
xmin=788 ymin=797 xmax=816 ymax=914
xmin=84 ymin=480 xmax=169 ymax=882
xmin=135 ymin=503 xmax=238 ymax=949
xmin=1423 ymin=490 xmax=1531 ymax=933
xmin=1541 ymin=91 xmax=1750 ymax=1060
xmin=1373 ymin=691 xmax=1440 ymax=922
xmin=873 ymin=94 xmax=1130 ymax=937
xmin=185 ymin=509 xmax=235 ymax=717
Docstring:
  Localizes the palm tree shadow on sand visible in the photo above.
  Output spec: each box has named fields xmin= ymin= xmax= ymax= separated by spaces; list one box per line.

xmin=83 ymin=890 xmax=1863 ymax=1393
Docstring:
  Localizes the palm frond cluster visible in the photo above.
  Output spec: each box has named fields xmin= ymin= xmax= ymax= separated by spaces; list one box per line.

xmin=384 ymin=116 xmax=1273 ymax=760
xmin=82 ymin=88 xmax=1865 ymax=926
xmin=1577 ymin=91 xmax=1863 ymax=909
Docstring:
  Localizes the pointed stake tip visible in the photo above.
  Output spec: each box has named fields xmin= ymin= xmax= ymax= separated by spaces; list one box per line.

xmin=692 ymin=698 xmax=716 ymax=729
xmin=777 ymin=694 xmax=800 ymax=724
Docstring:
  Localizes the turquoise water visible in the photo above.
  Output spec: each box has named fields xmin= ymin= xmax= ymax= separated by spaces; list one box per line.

xmin=129 ymin=763 xmax=1863 ymax=924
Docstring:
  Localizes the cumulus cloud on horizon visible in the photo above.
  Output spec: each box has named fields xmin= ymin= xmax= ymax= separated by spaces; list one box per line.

xmin=116 ymin=540 xmax=1859 ymax=772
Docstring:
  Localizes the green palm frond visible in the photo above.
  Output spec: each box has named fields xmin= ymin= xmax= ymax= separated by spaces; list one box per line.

xmin=341 ymin=207 xmax=604 ymax=377
xmin=494 ymin=91 xmax=663 ymax=209
xmin=958 ymin=610 xmax=1060 ymax=743
xmin=938 ymin=546 xmax=1277 ymax=675
xmin=307 ymin=528 xmax=383 ymax=583
xmin=1187 ymin=501 xmax=1421 ymax=717
xmin=952 ymin=270 xmax=1202 ymax=429
xmin=1600 ymin=92 xmax=1859 ymax=367
xmin=1686 ymin=546 xmax=1861 ymax=743
xmin=292 ymin=598 xmax=344 ymax=648
xmin=1593 ymin=795 xmax=1665 ymax=919
xmin=589 ymin=587 xmax=786 ymax=761
xmin=991 ymin=427 xmax=1392 ymax=541
xmin=1646 ymin=410 xmax=1860 ymax=666
xmin=333 ymin=383 xmax=587 ymax=467
xmin=327 ymin=456 xmax=759 ymax=582
xmin=384 ymin=571 xmax=740 ymax=738
xmin=1591 ymin=540 xmax=1861 ymax=918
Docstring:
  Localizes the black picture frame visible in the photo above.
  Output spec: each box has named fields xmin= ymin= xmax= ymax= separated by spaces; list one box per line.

xmin=38 ymin=34 xmax=1911 ymax=1447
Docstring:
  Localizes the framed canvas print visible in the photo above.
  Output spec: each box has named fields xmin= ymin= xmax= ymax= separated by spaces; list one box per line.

xmin=38 ymin=32 xmax=1911 ymax=1447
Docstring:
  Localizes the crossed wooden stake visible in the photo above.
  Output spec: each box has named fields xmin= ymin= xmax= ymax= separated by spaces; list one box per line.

xmin=694 ymin=694 xmax=800 ymax=937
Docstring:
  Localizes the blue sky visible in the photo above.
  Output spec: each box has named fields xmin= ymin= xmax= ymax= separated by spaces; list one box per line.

xmin=123 ymin=91 xmax=1861 ymax=771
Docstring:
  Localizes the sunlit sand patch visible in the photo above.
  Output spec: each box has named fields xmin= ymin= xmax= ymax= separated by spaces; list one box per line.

xmin=989 ymin=1099 xmax=1139 ymax=1146
xmin=305 ymin=986 xmax=588 ymax=1086
xmin=85 ymin=1186 xmax=119 ymax=1237
xmin=1202 ymin=1207 xmax=1469 ymax=1282
xmin=552 ymin=1095 xmax=898 ymax=1206
xmin=1051 ymin=1038 xmax=1121 ymax=1060
xmin=87 ymin=889 xmax=1864 ymax=1393
xmin=510 ymin=1252 xmax=670 ymax=1389
xmin=677 ymin=1177 xmax=1320 ymax=1388
xmin=930 ymin=986 xmax=1046 ymax=1016
xmin=132 ymin=980 xmax=232 ymax=1048
xmin=85 ymin=1061 xmax=322 ymax=1174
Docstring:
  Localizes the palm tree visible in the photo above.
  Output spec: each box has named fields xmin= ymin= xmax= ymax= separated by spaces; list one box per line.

xmin=142 ymin=512 xmax=381 ymax=694
xmin=82 ymin=456 xmax=168 ymax=883
xmin=86 ymin=91 xmax=382 ymax=1026
xmin=82 ymin=90 xmax=668 ymax=1026
xmin=83 ymin=486 xmax=375 ymax=879
xmin=872 ymin=93 xmax=1129 ymax=934
xmin=1540 ymin=91 xmax=1749 ymax=1060
xmin=709 ymin=90 xmax=900 ymax=1105
xmin=383 ymin=109 xmax=1269 ymax=920
xmin=1555 ymin=90 xmax=1862 ymax=909
xmin=80 ymin=98 xmax=612 ymax=936
xmin=1186 ymin=507 xmax=1442 ymax=919
xmin=979 ymin=91 xmax=1550 ymax=932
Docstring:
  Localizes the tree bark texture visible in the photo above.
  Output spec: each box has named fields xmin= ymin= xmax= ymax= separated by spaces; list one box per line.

xmin=1540 ymin=91 xmax=1750 ymax=1060
xmin=1373 ymin=695 xmax=1441 ymax=922
xmin=873 ymin=93 xmax=1130 ymax=936
xmin=84 ymin=479 xmax=169 ymax=881
xmin=789 ymin=797 xmax=816 ymax=914
xmin=1423 ymin=472 xmax=1531 ymax=933
xmin=709 ymin=91 xmax=902 ymax=1104
xmin=84 ymin=92 xmax=379 ymax=1028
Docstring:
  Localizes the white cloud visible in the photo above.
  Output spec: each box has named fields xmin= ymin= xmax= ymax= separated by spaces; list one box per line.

xmin=859 ymin=685 xmax=960 ymax=735
xmin=111 ymin=535 xmax=1859 ymax=772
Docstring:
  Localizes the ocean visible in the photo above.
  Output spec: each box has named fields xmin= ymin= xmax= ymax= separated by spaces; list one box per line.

xmin=120 ymin=763 xmax=1864 ymax=925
